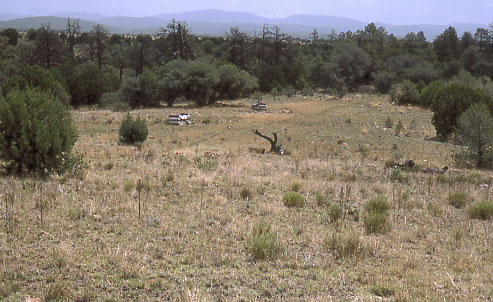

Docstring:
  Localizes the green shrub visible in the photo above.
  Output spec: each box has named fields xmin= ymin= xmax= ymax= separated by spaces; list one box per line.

xmin=468 ymin=201 xmax=493 ymax=220
xmin=453 ymin=103 xmax=493 ymax=168
xmin=120 ymin=70 xmax=160 ymax=108
xmin=384 ymin=117 xmax=393 ymax=128
xmin=328 ymin=204 xmax=343 ymax=222
xmin=390 ymin=80 xmax=420 ymax=105
xmin=364 ymin=196 xmax=391 ymax=234
xmin=365 ymin=196 xmax=391 ymax=214
xmin=372 ymin=71 xmax=397 ymax=94
xmin=283 ymin=192 xmax=305 ymax=208
xmin=390 ymin=168 xmax=407 ymax=183
xmin=0 ymin=88 xmax=77 ymax=176
xmin=363 ymin=213 xmax=391 ymax=234
xmin=283 ymin=85 xmax=296 ymax=97
xmin=118 ymin=114 xmax=149 ymax=145
xmin=2 ymin=65 xmax=70 ymax=104
xmin=123 ymin=180 xmax=135 ymax=192
xmin=395 ymin=121 xmax=404 ymax=136
xmin=448 ymin=192 xmax=468 ymax=209
xmin=99 ymin=92 xmax=130 ymax=112
xmin=418 ymin=81 xmax=444 ymax=108
xmin=248 ymin=223 xmax=283 ymax=261
xmin=324 ymin=232 xmax=361 ymax=259
xmin=430 ymin=83 xmax=491 ymax=139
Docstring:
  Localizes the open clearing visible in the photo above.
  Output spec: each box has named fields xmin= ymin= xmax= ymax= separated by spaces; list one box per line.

xmin=1 ymin=94 xmax=492 ymax=301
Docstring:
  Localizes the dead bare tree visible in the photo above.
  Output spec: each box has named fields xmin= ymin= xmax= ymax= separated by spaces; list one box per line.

xmin=253 ymin=130 xmax=282 ymax=154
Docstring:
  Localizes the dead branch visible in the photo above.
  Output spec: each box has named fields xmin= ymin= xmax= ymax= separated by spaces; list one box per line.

xmin=253 ymin=130 xmax=282 ymax=154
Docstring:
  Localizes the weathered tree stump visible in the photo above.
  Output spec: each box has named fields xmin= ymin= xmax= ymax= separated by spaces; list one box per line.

xmin=253 ymin=130 xmax=282 ymax=154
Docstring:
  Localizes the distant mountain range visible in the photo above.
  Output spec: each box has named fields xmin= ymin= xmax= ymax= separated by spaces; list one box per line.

xmin=0 ymin=9 xmax=487 ymax=40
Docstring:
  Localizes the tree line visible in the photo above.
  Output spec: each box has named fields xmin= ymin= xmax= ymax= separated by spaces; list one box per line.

xmin=0 ymin=19 xmax=492 ymax=109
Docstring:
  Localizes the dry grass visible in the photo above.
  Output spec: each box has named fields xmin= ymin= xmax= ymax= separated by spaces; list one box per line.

xmin=1 ymin=93 xmax=492 ymax=301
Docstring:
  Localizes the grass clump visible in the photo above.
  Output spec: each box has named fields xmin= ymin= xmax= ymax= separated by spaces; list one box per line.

xmin=448 ymin=192 xmax=468 ymax=209
xmin=328 ymin=204 xmax=343 ymax=222
xmin=118 ymin=114 xmax=148 ymax=145
xmin=45 ymin=281 xmax=71 ymax=302
xmin=468 ymin=201 xmax=493 ymax=220
xmin=315 ymin=192 xmax=329 ymax=207
xmin=240 ymin=187 xmax=253 ymax=200
xmin=363 ymin=196 xmax=391 ymax=234
xmin=248 ymin=223 xmax=283 ymax=261
xmin=370 ymin=285 xmax=394 ymax=297
xmin=123 ymin=179 xmax=135 ymax=192
xmin=283 ymin=192 xmax=305 ymax=208
xmin=324 ymin=232 xmax=361 ymax=259
xmin=290 ymin=181 xmax=303 ymax=192
xmin=365 ymin=195 xmax=391 ymax=213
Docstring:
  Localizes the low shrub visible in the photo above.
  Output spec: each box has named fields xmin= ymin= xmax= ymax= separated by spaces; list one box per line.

xmin=390 ymin=80 xmax=420 ymax=105
xmin=123 ymin=180 xmax=135 ymax=192
xmin=328 ymin=204 xmax=343 ymax=222
xmin=370 ymin=285 xmax=394 ymax=297
xmin=240 ymin=187 xmax=253 ymax=200
xmin=468 ymin=201 xmax=493 ymax=220
xmin=448 ymin=192 xmax=468 ymax=209
xmin=118 ymin=114 xmax=149 ymax=145
xmin=363 ymin=213 xmax=391 ymax=234
xmin=99 ymin=92 xmax=130 ymax=112
xmin=283 ymin=192 xmax=305 ymax=208
xmin=290 ymin=182 xmax=303 ymax=192
xmin=390 ymin=168 xmax=407 ymax=183
xmin=324 ymin=232 xmax=361 ymax=259
xmin=315 ymin=192 xmax=329 ymax=207
xmin=364 ymin=196 xmax=391 ymax=234
xmin=372 ymin=70 xmax=397 ymax=94
xmin=248 ymin=223 xmax=283 ymax=261
xmin=45 ymin=281 xmax=71 ymax=302
xmin=365 ymin=195 xmax=391 ymax=214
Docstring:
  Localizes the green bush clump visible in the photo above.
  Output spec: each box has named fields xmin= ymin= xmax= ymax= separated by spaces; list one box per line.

xmin=390 ymin=80 xmax=420 ymax=105
xmin=1 ymin=65 xmax=70 ymax=104
xmin=365 ymin=195 xmax=391 ymax=213
xmin=468 ymin=201 xmax=493 ymax=220
xmin=430 ymin=83 xmax=491 ymax=140
xmin=118 ymin=114 xmax=149 ymax=145
xmin=448 ymin=192 xmax=468 ymax=209
xmin=99 ymin=92 xmax=130 ymax=112
xmin=418 ymin=81 xmax=444 ymax=108
xmin=0 ymin=88 xmax=78 ymax=176
xmin=363 ymin=196 xmax=391 ymax=234
xmin=283 ymin=192 xmax=305 ymax=208
xmin=248 ymin=223 xmax=283 ymax=261
xmin=372 ymin=70 xmax=397 ymax=94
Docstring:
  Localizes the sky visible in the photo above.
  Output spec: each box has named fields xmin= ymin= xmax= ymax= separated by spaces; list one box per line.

xmin=2 ymin=0 xmax=493 ymax=25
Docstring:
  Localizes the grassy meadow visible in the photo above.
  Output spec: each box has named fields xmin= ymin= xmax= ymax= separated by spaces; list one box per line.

xmin=1 ymin=93 xmax=492 ymax=301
